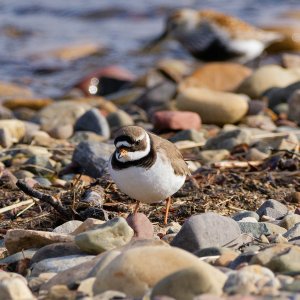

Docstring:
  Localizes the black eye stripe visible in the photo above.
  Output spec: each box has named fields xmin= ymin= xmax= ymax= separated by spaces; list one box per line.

xmin=114 ymin=135 xmax=134 ymax=146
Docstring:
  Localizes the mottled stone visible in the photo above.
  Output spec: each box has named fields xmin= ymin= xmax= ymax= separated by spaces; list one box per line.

xmin=75 ymin=217 xmax=134 ymax=254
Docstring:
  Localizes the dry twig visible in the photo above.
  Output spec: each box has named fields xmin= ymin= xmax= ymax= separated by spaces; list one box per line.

xmin=16 ymin=180 xmax=72 ymax=219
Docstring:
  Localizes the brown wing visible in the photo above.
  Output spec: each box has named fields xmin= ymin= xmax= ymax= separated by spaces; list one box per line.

xmin=199 ymin=10 xmax=276 ymax=41
xmin=149 ymin=132 xmax=190 ymax=176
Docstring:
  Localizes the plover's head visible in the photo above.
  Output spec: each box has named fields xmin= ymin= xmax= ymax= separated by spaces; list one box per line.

xmin=113 ymin=126 xmax=151 ymax=163
xmin=145 ymin=9 xmax=199 ymax=49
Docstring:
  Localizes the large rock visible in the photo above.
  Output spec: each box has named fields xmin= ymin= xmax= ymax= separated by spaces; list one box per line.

xmin=150 ymin=265 xmax=226 ymax=299
xmin=74 ymin=108 xmax=110 ymax=138
xmin=36 ymin=100 xmax=91 ymax=133
xmin=182 ymin=62 xmax=252 ymax=92
xmin=170 ymin=212 xmax=241 ymax=253
xmin=236 ymin=65 xmax=300 ymax=98
xmin=279 ymin=214 xmax=300 ymax=230
xmin=30 ymin=242 xmax=84 ymax=265
xmin=0 ymin=272 xmax=34 ymax=300
xmin=4 ymin=229 xmax=74 ymax=254
xmin=203 ymin=129 xmax=251 ymax=151
xmin=93 ymin=246 xmax=220 ymax=297
xmin=75 ymin=217 xmax=134 ymax=254
xmin=71 ymin=141 xmax=114 ymax=178
xmin=107 ymin=110 xmax=134 ymax=132
xmin=176 ymin=87 xmax=249 ymax=125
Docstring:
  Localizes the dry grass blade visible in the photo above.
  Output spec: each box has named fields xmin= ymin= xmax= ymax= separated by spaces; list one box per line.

xmin=0 ymin=199 xmax=36 ymax=214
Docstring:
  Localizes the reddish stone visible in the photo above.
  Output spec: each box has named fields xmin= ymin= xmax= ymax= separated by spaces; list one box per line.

xmin=76 ymin=65 xmax=135 ymax=96
xmin=126 ymin=213 xmax=154 ymax=239
xmin=153 ymin=110 xmax=201 ymax=131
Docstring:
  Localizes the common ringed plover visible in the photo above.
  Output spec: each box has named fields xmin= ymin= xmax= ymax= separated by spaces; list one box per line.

xmin=108 ymin=125 xmax=190 ymax=224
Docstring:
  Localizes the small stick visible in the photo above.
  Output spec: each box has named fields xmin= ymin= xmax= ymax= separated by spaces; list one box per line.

xmin=16 ymin=180 xmax=72 ymax=219
xmin=0 ymin=199 xmax=36 ymax=214
xmin=213 ymin=160 xmax=263 ymax=169
xmin=251 ymin=130 xmax=300 ymax=140
xmin=177 ymin=142 xmax=205 ymax=150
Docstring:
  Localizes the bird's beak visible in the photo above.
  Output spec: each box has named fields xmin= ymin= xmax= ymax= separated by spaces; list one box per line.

xmin=142 ymin=28 xmax=169 ymax=51
xmin=118 ymin=148 xmax=128 ymax=159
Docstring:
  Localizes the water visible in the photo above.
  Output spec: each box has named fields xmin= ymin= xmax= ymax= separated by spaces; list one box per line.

xmin=0 ymin=0 xmax=299 ymax=97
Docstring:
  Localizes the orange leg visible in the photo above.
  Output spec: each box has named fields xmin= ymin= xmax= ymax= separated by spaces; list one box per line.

xmin=164 ymin=197 xmax=172 ymax=225
xmin=133 ymin=201 xmax=140 ymax=214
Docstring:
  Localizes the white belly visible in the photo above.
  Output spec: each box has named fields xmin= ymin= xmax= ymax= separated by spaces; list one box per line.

xmin=108 ymin=154 xmax=186 ymax=204
xmin=229 ymin=39 xmax=264 ymax=63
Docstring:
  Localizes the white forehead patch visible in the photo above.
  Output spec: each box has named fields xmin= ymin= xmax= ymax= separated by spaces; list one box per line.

xmin=116 ymin=141 xmax=131 ymax=148
xmin=116 ymin=133 xmax=150 ymax=163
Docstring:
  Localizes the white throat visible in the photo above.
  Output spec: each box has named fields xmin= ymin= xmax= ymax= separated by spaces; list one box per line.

xmin=116 ymin=133 xmax=151 ymax=163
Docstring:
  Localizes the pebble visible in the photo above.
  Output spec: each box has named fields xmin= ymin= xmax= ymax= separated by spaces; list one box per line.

xmin=126 ymin=213 xmax=154 ymax=239
xmin=153 ymin=110 xmax=201 ymax=131
xmin=71 ymin=218 xmax=105 ymax=235
xmin=70 ymin=131 xmax=107 ymax=143
xmin=75 ymin=217 xmax=134 ymax=254
xmin=182 ymin=62 xmax=252 ymax=92
xmin=198 ymin=149 xmax=230 ymax=163
xmin=170 ymin=212 xmax=241 ymax=253
xmin=74 ymin=108 xmax=110 ymax=139
xmin=150 ymin=264 xmax=227 ymax=299
xmin=53 ymin=220 xmax=83 ymax=235
xmin=106 ymin=110 xmax=134 ymax=132
xmin=93 ymin=246 xmax=223 ymax=298
xmin=279 ymin=214 xmax=300 ymax=230
xmin=251 ymin=244 xmax=300 ymax=273
xmin=0 ymin=128 xmax=13 ymax=148
xmin=0 ymin=271 xmax=35 ymax=300
xmin=232 ymin=211 xmax=260 ymax=222
xmin=224 ymin=265 xmax=280 ymax=295
xmin=4 ymin=229 xmax=74 ymax=254
xmin=135 ymin=79 xmax=177 ymax=112
xmin=31 ymin=254 xmax=95 ymax=277
xmin=71 ymin=141 xmax=114 ymax=178
xmin=23 ymin=155 xmax=55 ymax=176
xmin=238 ymin=222 xmax=270 ymax=238
xmin=36 ymin=100 xmax=91 ymax=133
xmin=0 ymin=249 xmax=36 ymax=264
xmin=41 ymin=255 xmax=102 ymax=290
xmin=169 ymin=129 xmax=205 ymax=143
xmin=203 ymin=129 xmax=251 ymax=151
xmin=283 ymin=223 xmax=300 ymax=240
xmin=176 ymin=86 xmax=249 ymax=125
xmin=0 ymin=119 xmax=26 ymax=143
xmin=0 ymin=81 xmax=33 ymax=99
xmin=76 ymin=65 xmax=135 ymax=96
xmin=256 ymin=199 xmax=289 ymax=220
xmin=236 ymin=65 xmax=300 ymax=98
xmin=288 ymin=89 xmax=300 ymax=123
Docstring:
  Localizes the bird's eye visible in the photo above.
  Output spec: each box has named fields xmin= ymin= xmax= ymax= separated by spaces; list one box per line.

xmin=135 ymin=140 xmax=140 ymax=145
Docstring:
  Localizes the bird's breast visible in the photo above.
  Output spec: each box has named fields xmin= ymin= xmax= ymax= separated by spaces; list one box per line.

xmin=108 ymin=153 xmax=186 ymax=204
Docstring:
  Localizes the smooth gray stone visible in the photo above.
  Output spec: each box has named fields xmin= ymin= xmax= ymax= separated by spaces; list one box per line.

xmin=72 ymin=141 xmax=114 ymax=178
xmin=256 ymin=199 xmax=288 ymax=220
xmin=238 ymin=222 xmax=270 ymax=238
xmin=74 ymin=108 xmax=110 ymax=139
xmin=171 ymin=212 xmax=241 ymax=253
xmin=232 ymin=211 xmax=259 ymax=222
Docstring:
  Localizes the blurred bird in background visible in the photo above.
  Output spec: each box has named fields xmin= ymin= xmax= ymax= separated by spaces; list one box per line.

xmin=145 ymin=9 xmax=283 ymax=63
